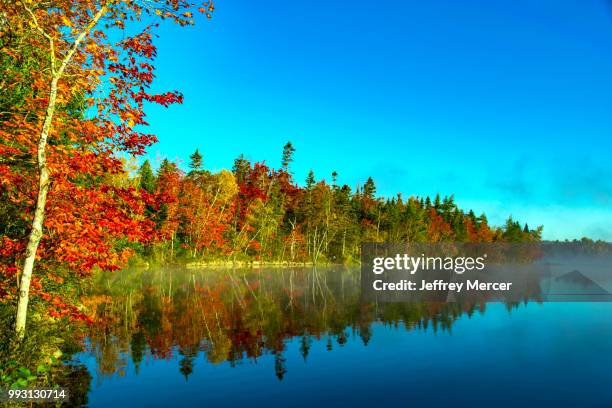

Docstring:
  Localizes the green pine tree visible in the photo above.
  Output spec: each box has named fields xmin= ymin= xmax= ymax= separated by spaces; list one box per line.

xmin=138 ymin=160 xmax=155 ymax=193
xmin=189 ymin=149 xmax=203 ymax=171
xmin=363 ymin=177 xmax=376 ymax=199
xmin=306 ymin=170 xmax=315 ymax=190
xmin=281 ymin=141 xmax=296 ymax=171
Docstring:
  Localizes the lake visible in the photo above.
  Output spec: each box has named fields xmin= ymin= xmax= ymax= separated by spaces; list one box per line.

xmin=72 ymin=266 xmax=612 ymax=407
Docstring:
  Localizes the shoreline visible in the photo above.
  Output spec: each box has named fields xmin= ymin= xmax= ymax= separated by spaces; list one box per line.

xmin=129 ymin=256 xmax=359 ymax=269
xmin=184 ymin=260 xmax=352 ymax=269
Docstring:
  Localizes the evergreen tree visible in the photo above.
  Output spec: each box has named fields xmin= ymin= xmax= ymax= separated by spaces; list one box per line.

xmin=306 ymin=170 xmax=315 ymax=190
xmin=363 ymin=177 xmax=376 ymax=199
xmin=281 ymin=141 xmax=295 ymax=171
xmin=503 ymin=216 xmax=523 ymax=242
xmin=138 ymin=160 xmax=155 ymax=193
xmin=158 ymin=158 xmax=171 ymax=176
xmin=232 ymin=154 xmax=250 ymax=183
xmin=189 ymin=149 xmax=203 ymax=172
xmin=468 ymin=209 xmax=476 ymax=223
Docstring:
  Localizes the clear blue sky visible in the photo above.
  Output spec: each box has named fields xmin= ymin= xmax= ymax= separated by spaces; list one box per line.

xmin=140 ymin=0 xmax=612 ymax=241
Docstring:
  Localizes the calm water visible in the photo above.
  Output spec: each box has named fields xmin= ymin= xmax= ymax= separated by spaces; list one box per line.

xmin=73 ymin=266 xmax=612 ymax=407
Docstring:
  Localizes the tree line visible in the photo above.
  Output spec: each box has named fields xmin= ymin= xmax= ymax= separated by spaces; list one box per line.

xmin=134 ymin=142 xmax=542 ymax=265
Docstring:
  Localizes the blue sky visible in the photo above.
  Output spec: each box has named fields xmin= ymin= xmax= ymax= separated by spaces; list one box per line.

xmin=140 ymin=0 xmax=612 ymax=240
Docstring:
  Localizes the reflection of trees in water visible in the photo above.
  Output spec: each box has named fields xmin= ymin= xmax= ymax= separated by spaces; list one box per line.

xmin=83 ymin=267 xmax=532 ymax=381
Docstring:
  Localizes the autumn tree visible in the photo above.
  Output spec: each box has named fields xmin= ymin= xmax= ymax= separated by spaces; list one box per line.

xmin=155 ymin=160 xmax=182 ymax=259
xmin=179 ymin=169 xmax=237 ymax=257
xmin=0 ymin=0 xmax=214 ymax=336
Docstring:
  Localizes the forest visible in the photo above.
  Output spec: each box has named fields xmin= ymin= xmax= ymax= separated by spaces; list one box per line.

xmin=132 ymin=144 xmax=542 ymax=267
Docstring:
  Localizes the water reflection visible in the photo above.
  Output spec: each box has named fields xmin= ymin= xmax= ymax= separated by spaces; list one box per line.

xmin=82 ymin=266 xmax=533 ymax=382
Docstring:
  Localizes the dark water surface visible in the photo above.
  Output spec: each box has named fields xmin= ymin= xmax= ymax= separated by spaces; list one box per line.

xmin=74 ymin=267 xmax=612 ymax=407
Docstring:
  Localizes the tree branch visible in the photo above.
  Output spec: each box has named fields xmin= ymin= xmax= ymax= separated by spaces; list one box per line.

xmin=56 ymin=2 xmax=110 ymax=79
xmin=19 ymin=0 xmax=56 ymax=74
